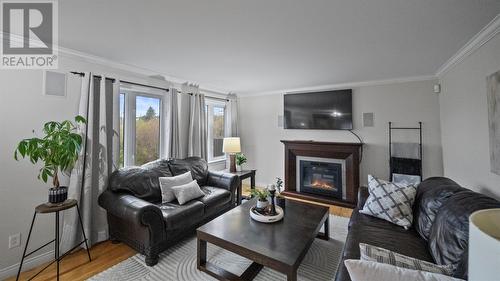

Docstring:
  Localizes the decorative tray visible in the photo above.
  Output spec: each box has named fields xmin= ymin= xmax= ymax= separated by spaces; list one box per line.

xmin=249 ymin=205 xmax=284 ymax=223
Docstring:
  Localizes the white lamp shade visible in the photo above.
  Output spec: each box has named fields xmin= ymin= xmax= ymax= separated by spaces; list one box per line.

xmin=223 ymin=137 xmax=241 ymax=153
xmin=469 ymin=208 xmax=500 ymax=281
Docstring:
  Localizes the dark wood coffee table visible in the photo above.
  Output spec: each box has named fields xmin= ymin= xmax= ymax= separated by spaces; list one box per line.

xmin=196 ymin=199 xmax=329 ymax=281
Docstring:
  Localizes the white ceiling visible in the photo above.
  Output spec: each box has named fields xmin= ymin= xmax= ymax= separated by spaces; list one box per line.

xmin=59 ymin=0 xmax=500 ymax=94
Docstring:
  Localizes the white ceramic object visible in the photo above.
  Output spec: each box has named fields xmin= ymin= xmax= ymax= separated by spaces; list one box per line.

xmin=256 ymin=200 xmax=268 ymax=209
xmin=250 ymin=206 xmax=284 ymax=223
xmin=469 ymin=208 xmax=500 ymax=281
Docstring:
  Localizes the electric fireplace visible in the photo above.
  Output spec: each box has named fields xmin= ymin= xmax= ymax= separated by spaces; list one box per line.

xmin=296 ymin=156 xmax=346 ymax=201
xmin=281 ymin=141 xmax=361 ymax=208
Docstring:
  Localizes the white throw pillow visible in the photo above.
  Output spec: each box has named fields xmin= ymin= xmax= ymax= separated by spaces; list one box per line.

xmin=159 ymin=171 xmax=193 ymax=203
xmin=171 ymin=180 xmax=205 ymax=205
xmin=344 ymin=260 xmax=465 ymax=281
xmin=360 ymin=175 xmax=417 ymax=229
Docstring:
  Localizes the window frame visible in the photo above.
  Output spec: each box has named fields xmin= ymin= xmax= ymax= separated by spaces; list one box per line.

xmin=206 ymin=98 xmax=227 ymax=163
xmin=120 ymin=87 xmax=164 ymax=167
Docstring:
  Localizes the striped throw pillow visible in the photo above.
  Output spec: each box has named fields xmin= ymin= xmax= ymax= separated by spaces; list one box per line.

xmin=359 ymin=243 xmax=454 ymax=276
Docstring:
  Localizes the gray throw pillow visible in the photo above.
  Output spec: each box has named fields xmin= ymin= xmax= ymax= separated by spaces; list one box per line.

xmin=171 ymin=180 xmax=205 ymax=205
xmin=159 ymin=171 xmax=193 ymax=203
xmin=360 ymin=175 xmax=417 ymax=229
xmin=359 ymin=243 xmax=454 ymax=276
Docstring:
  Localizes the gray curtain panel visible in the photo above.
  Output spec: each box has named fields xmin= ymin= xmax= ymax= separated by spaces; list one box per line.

xmin=186 ymin=83 xmax=208 ymax=159
xmin=166 ymin=88 xmax=181 ymax=158
xmin=225 ymin=93 xmax=239 ymax=137
xmin=60 ymin=73 xmax=119 ymax=252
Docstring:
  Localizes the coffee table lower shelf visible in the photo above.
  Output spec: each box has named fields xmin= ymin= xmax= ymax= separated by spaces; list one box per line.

xmin=197 ymin=239 xmax=263 ymax=281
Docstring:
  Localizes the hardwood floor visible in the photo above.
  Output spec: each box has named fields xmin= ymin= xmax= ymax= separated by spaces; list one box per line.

xmin=6 ymin=241 xmax=135 ymax=281
xmin=284 ymin=196 xmax=353 ymax=217
xmin=10 ymin=187 xmax=351 ymax=281
xmin=242 ymin=184 xmax=353 ymax=218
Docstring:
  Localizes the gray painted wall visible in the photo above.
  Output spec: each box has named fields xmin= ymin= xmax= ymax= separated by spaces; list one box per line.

xmin=238 ymin=80 xmax=444 ymax=188
xmin=0 ymin=55 xmax=224 ymax=276
xmin=439 ymin=31 xmax=500 ymax=200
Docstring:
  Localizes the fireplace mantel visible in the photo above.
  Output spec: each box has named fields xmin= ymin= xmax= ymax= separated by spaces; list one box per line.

xmin=281 ymin=140 xmax=362 ymax=208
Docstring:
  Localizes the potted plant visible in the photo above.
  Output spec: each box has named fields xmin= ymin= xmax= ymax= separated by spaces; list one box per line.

xmin=275 ymin=177 xmax=286 ymax=208
xmin=235 ymin=152 xmax=247 ymax=171
xmin=14 ymin=116 xmax=86 ymax=204
xmin=251 ymin=188 xmax=270 ymax=209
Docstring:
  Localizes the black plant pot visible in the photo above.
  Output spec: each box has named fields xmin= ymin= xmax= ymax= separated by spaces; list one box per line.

xmin=276 ymin=196 xmax=286 ymax=209
xmin=48 ymin=186 xmax=68 ymax=204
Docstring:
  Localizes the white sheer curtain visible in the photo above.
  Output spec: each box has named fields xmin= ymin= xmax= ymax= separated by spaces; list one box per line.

xmin=165 ymin=87 xmax=181 ymax=158
xmin=61 ymin=73 xmax=119 ymax=251
xmin=185 ymin=83 xmax=208 ymax=159
xmin=225 ymin=93 xmax=239 ymax=137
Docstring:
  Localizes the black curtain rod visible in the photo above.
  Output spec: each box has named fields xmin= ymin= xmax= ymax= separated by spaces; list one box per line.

xmin=206 ymin=96 xmax=230 ymax=102
xmin=70 ymin=71 xmax=230 ymax=101
xmin=71 ymin=71 xmax=169 ymax=92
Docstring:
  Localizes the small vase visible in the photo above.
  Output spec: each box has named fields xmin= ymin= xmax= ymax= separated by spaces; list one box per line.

xmin=256 ymin=199 xmax=268 ymax=209
xmin=49 ymin=186 xmax=68 ymax=204
xmin=276 ymin=196 xmax=286 ymax=209
xmin=236 ymin=165 xmax=242 ymax=172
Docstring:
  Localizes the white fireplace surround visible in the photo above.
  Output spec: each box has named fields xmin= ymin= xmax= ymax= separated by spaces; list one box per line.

xmin=296 ymin=156 xmax=347 ymax=201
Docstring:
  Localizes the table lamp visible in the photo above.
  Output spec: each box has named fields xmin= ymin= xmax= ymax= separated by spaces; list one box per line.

xmin=469 ymin=208 xmax=500 ymax=281
xmin=223 ymin=137 xmax=241 ymax=172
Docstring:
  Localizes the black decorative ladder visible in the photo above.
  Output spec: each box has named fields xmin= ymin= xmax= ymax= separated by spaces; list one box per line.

xmin=388 ymin=122 xmax=423 ymax=181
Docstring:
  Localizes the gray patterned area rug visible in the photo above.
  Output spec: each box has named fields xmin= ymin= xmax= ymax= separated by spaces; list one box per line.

xmin=89 ymin=215 xmax=349 ymax=281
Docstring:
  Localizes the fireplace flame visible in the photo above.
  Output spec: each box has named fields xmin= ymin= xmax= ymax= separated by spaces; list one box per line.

xmin=311 ymin=180 xmax=334 ymax=189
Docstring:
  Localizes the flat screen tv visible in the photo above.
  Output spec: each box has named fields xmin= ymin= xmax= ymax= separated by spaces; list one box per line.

xmin=284 ymin=89 xmax=353 ymax=130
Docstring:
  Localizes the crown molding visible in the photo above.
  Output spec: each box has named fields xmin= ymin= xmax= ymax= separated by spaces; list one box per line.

xmin=57 ymin=47 xmax=230 ymax=95
xmin=240 ymin=12 xmax=500 ymax=97
xmin=436 ymin=13 xmax=500 ymax=77
xmin=0 ymin=32 xmax=230 ymax=94
xmin=240 ymin=75 xmax=437 ymax=97
xmin=58 ymin=47 xmax=180 ymax=83
xmin=5 ymin=13 xmax=500 ymax=96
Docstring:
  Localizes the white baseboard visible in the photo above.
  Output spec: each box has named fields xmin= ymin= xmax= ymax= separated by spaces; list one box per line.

xmin=0 ymin=250 xmax=54 ymax=280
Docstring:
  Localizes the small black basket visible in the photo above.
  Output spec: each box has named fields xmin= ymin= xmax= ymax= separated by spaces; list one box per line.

xmin=48 ymin=187 xmax=68 ymax=204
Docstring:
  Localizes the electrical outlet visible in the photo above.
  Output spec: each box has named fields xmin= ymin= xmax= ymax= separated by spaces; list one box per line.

xmin=9 ymin=233 xmax=21 ymax=249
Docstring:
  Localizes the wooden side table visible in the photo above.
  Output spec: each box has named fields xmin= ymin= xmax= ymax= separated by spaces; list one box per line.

xmin=227 ymin=169 xmax=256 ymax=205
xmin=16 ymin=199 xmax=91 ymax=281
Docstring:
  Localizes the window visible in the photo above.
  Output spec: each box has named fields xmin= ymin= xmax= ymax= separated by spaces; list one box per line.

xmin=206 ymin=99 xmax=226 ymax=162
xmin=119 ymin=88 xmax=163 ymax=167
xmin=135 ymin=96 xmax=161 ymax=165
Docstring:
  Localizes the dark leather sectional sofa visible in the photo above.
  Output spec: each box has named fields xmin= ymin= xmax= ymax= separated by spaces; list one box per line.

xmin=98 ymin=157 xmax=239 ymax=266
xmin=335 ymin=177 xmax=500 ymax=281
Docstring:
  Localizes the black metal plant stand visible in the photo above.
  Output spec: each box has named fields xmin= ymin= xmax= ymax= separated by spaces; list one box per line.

xmin=16 ymin=199 xmax=91 ymax=281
